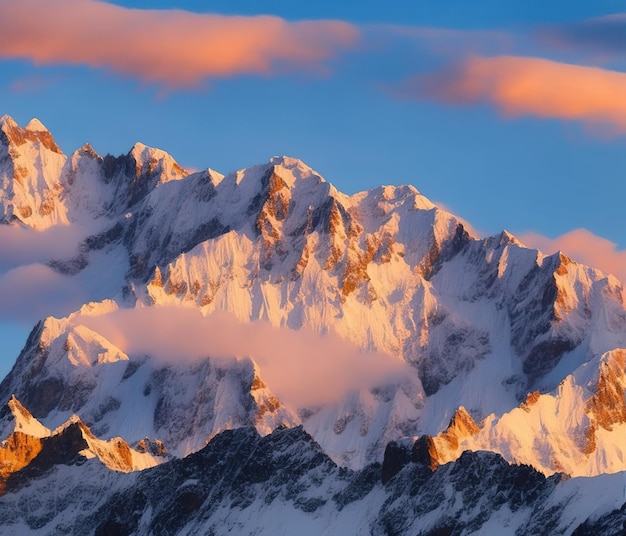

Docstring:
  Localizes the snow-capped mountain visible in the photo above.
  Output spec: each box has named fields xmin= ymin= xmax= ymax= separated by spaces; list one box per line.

xmin=1 ymin=115 xmax=626 ymax=534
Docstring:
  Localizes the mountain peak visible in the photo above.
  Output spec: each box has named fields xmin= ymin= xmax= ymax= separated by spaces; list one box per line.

xmin=127 ymin=141 xmax=188 ymax=182
xmin=0 ymin=114 xmax=17 ymax=130
xmin=499 ymin=229 xmax=522 ymax=246
xmin=78 ymin=142 xmax=97 ymax=154
xmin=269 ymin=156 xmax=326 ymax=186
xmin=7 ymin=395 xmax=50 ymax=439
xmin=24 ymin=118 xmax=48 ymax=133
xmin=269 ymin=155 xmax=308 ymax=168
xmin=0 ymin=113 xmax=62 ymax=154
xmin=129 ymin=141 xmax=154 ymax=160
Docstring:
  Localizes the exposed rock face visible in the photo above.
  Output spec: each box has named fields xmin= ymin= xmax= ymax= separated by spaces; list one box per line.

xmin=381 ymin=440 xmax=412 ymax=484
xmin=0 ymin=431 xmax=45 ymax=494
xmin=398 ymin=407 xmax=482 ymax=472
xmin=0 ymin=397 xmax=161 ymax=495
xmin=583 ymin=349 xmax=626 ymax=456
xmin=1 ymin=424 xmax=622 ymax=535
xmin=586 ymin=349 xmax=626 ymax=432
xmin=0 ymin=116 xmax=61 ymax=154
xmin=4 ymin=421 xmax=89 ymax=494
xmin=411 ymin=435 xmax=440 ymax=471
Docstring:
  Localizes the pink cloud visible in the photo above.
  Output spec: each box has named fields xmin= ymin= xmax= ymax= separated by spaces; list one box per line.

xmin=0 ymin=224 xmax=87 ymax=271
xmin=0 ymin=263 xmax=87 ymax=322
xmin=519 ymin=228 xmax=626 ymax=283
xmin=80 ymin=307 xmax=411 ymax=408
xmin=0 ymin=224 xmax=94 ymax=322
xmin=0 ymin=0 xmax=359 ymax=89
xmin=405 ymin=55 xmax=626 ymax=134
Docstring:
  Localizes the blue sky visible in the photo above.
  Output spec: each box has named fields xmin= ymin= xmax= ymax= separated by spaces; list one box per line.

xmin=1 ymin=0 xmax=626 ymax=377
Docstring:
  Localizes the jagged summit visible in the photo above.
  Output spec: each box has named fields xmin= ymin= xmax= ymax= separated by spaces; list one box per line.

xmin=76 ymin=141 xmax=98 ymax=155
xmin=0 ymin=114 xmax=60 ymax=152
xmin=269 ymin=155 xmax=326 ymax=185
xmin=499 ymin=229 xmax=522 ymax=246
xmin=0 ymin=114 xmax=17 ymax=130
xmin=0 ymin=395 xmax=163 ymax=496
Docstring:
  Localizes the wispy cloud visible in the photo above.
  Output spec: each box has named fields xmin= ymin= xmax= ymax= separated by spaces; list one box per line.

xmin=401 ymin=55 xmax=626 ymax=135
xmin=371 ymin=24 xmax=513 ymax=57
xmin=536 ymin=14 xmax=626 ymax=59
xmin=0 ymin=263 xmax=87 ymax=323
xmin=80 ymin=307 xmax=412 ymax=408
xmin=520 ymin=228 xmax=626 ymax=283
xmin=0 ymin=224 xmax=86 ymax=272
xmin=0 ymin=224 xmax=93 ymax=323
xmin=0 ymin=0 xmax=359 ymax=89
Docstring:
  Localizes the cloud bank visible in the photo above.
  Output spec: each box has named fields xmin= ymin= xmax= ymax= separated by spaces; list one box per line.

xmin=80 ymin=306 xmax=411 ymax=408
xmin=0 ymin=0 xmax=359 ymax=88
xmin=520 ymin=228 xmax=626 ymax=283
xmin=404 ymin=55 xmax=626 ymax=134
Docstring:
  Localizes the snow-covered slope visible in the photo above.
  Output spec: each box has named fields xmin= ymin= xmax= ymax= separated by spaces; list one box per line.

xmin=0 ymin=115 xmax=67 ymax=228
xmin=0 ymin=305 xmax=296 ymax=458
xmin=0 ymin=114 xmax=188 ymax=230
xmin=413 ymin=347 xmax=626 ymax=477
xmin=1 ymin=115 xmax=626 ymax=533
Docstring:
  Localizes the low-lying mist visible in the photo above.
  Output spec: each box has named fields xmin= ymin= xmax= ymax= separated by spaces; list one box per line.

xmin=79 ymin=305 xmax=413 ymax=408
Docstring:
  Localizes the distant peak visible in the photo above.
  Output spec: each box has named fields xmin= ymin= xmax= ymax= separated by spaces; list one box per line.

xmin=130 ymin=141 xmax=149 ymax=155
xmin=499 ymin=230 xmax=522 ymax=247
xmin=270 ymin=156 xmax=319 ymax=174
xmin=268 ymin=156 xmax=326 ymax=188
xmin=77 ymin=142 xmax=99 ymax=157
xmin=0 ymin=114 xmax=61 ymax=153
xmin=129 ymin=141 xmax=178 ymax=164
xmin=0 ymin=114 xmax=17 ymax=128
xmin=207 ymin=168 xmax=225 ymax=186
xmin=25 ymin=117 xmax=48 ymax=132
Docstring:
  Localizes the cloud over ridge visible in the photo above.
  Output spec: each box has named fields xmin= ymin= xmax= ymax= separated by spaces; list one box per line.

xmin=79 ymin=306 xmax=411 ymax=408
xmin=520 ymin=228 xmax=626 ymax=284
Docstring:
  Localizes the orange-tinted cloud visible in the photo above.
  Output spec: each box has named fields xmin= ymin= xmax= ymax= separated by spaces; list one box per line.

xmin=407 ymin=55 xmax=626 ymax=134
xmin=0 ymin=0 xmax=358 ymax=88
xmin=520 ymin=228 xmax=626 ymax=283
xmin=80 ymin=307 xmax=412 ymax=408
